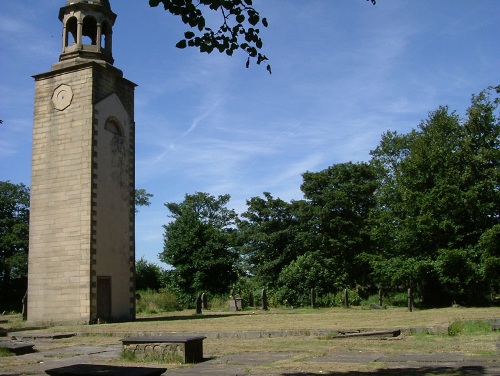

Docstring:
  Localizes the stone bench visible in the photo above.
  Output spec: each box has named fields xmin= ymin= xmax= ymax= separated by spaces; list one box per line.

xmin=122 ymin=336 xmax=206 ymax=364
xmin=45 ymin=364 xmax=167 ymax=376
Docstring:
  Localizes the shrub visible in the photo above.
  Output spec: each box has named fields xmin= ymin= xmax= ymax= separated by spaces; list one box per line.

xmin=136 ymin=289 xmax=181 ymax=314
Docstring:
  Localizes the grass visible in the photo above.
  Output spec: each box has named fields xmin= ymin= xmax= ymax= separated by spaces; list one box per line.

xmin=0 ymin=347 xmax=13 ymax=357
xmin=0 ymin=307 xmax=498 ymax=374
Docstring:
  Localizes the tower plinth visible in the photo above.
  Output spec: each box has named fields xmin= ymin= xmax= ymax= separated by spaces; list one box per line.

xmin=28 ymin=0 xmax=136 ymax=325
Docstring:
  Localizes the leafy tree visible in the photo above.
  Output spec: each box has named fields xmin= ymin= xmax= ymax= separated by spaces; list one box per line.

xmin=237 ymin=192 xmax=301 ymax=288
xmin=160 ymin=192 xmax=239 ymax=306
xmin=369 ymin=88 xmax=500 ymax=305
xmin=135 ymin=188 xmax=154 ymax=213
xmin=149 ymin=0 xmax=376 ymax=73
xmin=0 ymin=181 xmax=30 ymax=312
xmin=298 ymin=162 xmax=378 ymax=289
xmin=276 ymin=251 xmax=335 ymax=307
xmin=136 ymin=256 xmax=165 ymax=291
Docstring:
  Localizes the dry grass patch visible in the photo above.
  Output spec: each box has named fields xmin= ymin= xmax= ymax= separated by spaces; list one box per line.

xmin=9 ymin=306 xmax=498 ymax=335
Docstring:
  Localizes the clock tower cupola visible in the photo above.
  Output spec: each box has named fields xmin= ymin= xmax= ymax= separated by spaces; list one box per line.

xmin=58 ymin=0 xmax=116 ymax=64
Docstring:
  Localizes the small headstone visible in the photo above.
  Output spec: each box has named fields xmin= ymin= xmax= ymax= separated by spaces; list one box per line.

xmin=344 ymin=289 xmax=349 ymax=308
xmin=408 ymin=288 xmax=413 ymax=312
xmin=370 ymin=303 xmax=383 ymax=309
xmin=201 ymin=293 xmax=208 ymax=310
xmin=195 ymin=294 xmax=202 ymax=315
xmin=261 ymin=289 xmax=268 ymax=311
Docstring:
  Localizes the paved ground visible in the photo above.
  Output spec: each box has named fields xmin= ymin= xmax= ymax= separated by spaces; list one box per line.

xmin=1 ymin=334 xmax=499 ymax=375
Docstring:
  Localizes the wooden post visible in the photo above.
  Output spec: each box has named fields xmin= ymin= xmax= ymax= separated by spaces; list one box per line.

xmin=344 ymin=289 xmax=349 ymax=308
xmin=378 ymin=288 xmax=383 ymax=307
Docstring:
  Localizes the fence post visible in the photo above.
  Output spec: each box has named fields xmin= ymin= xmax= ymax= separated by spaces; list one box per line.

xmin=311 ymin=288 xmax=316 ymax=308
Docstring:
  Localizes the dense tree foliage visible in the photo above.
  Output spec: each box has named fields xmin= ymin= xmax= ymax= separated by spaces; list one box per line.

xmin=237 ymin=192 xmax=301 ymax=288
xmin=149 ymin=0 xmax=376 ymax=73
xmin=136 ymin=256 xmax=165 ymax=291
xmin=299 ymin=162 xmax=378 ymax=288
xmin=162 ymin=87 xmax=499 ymax=308
xmin=0 ymin=181 xmax=30 ymax=312
xmin=369 ymin=89 xmax=500 ymax=305
xmin=159 ymin=192 xmax=239 ymax=306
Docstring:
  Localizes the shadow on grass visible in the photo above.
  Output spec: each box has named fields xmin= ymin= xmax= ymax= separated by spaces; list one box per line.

xmin=283 ymin=365 xmax=490 ymax=375
xmin=135 ymin=313 xmax=252 ymax=322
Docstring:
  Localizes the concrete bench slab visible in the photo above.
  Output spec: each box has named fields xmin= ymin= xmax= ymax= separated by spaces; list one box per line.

xmin=45 ymin=364 xmax=167 ymax=376
xmin=0 ymin=341 xmax=35 ymax=355
xmin=122 ymin=336 xmax=205 ymax=364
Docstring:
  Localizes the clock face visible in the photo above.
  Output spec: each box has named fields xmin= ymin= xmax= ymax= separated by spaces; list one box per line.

xmin=52 ymin=84 xmax=73 ymax=111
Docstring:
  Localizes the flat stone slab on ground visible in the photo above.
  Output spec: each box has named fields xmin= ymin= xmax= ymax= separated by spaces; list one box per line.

xmin=45 ymin=364 xmax=167 ymax=376
xmin=213 ymin=352 xmax=298 ymax=365
xmin=11 ymin=332 xmax=76 ymax=340
xmin=310 ymin=351 xmax=383 ymax=363
xmin=0 ymin=341 xmax=35 ymax=355
xmin=381 ymin=352 xmax=465 ymax=363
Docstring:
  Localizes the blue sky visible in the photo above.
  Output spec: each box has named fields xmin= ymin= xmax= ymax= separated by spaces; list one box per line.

xmin=1 ymin=1 xmax=499 ymax=267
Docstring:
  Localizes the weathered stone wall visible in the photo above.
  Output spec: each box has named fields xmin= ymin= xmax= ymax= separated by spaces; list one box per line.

xmin=29 ymin=66 xmax=94 ymax=324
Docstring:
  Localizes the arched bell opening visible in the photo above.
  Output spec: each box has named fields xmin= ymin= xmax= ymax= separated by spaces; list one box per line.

xmin=82 ymin=15 xmax=98 ymax=46
xmin=100 ymin=21 xmax=113 ymax=53
xmin=65 ymin=16 xmax=78 ymax=47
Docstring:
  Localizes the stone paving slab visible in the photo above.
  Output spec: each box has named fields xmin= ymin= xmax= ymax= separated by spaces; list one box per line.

xmin=310 ymin=351 xmax=384 ymax=363
xmin=380 ymin=352 xmax=465 ymax=363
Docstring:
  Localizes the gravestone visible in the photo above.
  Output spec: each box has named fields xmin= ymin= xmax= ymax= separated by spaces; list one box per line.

xmin=261 ymin=289 xmax=268 ymax=311
xmin=196 ymin=295 xmax=202 ymax=314
xmin=201 ymin=293 xmax=208 ymax=310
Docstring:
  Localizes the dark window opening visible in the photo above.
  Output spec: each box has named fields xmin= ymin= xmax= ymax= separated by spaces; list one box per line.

xmin=82 ymin=16 xmax=97 ymax=45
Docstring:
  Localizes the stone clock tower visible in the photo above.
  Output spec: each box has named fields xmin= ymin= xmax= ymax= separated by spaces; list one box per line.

xmin=28 ymin=0 xmax=136 ymax=324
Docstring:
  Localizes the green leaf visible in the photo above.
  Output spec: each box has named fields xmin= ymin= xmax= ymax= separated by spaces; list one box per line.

xmin=184 ymin=31 xmax=195 ymax=39
xmin=262 ymin=18 xmax=268 ymax=27
xmin=236 ymin=14 xmax=245 ymax=23
xmin=176 ymin=40 xmax=187 ymax=49
xmin=248 ymin=14 xmax=260 ymax=26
